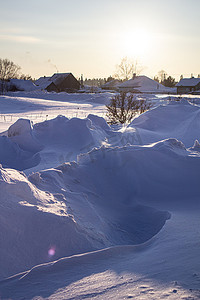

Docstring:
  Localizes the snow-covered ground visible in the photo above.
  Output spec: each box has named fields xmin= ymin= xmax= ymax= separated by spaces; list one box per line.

xmin=0 ymin=91 xmax=200 ymax=299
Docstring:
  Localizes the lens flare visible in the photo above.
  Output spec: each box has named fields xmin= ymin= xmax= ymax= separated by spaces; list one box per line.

xmin=48 ymin=246 xmax=56 ymax=257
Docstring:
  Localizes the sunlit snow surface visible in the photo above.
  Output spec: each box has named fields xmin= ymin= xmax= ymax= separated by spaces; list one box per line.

xmin=0 ymin=92 xmax=200 ymax=299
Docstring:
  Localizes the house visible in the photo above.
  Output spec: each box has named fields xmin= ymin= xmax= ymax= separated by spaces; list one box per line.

xmin=35 ymin=73 xmax=80 ymax=92
xmin=176 ymin=78 xmax=200 ymax=94
xmin=101 ymin=79 xmax=121 ymax=91
xmin=118 ymin=75 xmax=175 ymax=94
xmin=8 ymin=79 xmax=37 ymax=92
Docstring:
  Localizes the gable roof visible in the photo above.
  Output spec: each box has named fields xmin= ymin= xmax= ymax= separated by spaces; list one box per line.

xmin=51 ymin=73 xmax=71 ymax=85
xmin=176 ymin=78 xmax=200 ymax=87
xmin=101 ymin=79 xmax=121 ymax=89
xmin=119 ymin=75 xmax=172 ymax=93
xmin=35 ymin=73 xmax=72 ymax=90
xmin=35 ymin=76 xmax=52 ymax=89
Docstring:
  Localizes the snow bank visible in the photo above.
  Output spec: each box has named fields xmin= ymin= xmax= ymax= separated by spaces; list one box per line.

xmin=0 ymin=136 xmax=40 ymax=170
xmin=8 ymin=118 xmax=42 ymax=153
xmin=6 ymin=90 xmax=114 ymax=105
xmin=5 ymin=139 xmax=196 ymax=279
xmin=0 ymin=167 xmax=96 ymax=279
xmin=129 ymin=99 xmax=200 ymax=147
xmin=30 ymin=115 xmax=109 ymax=169
xmin=1 ymin=135 xmax=200 ymax=284
xmin=0 ymin=115 xmax=111 ymax=171
xmin=33 ymin=116 xmax=95 ymax=148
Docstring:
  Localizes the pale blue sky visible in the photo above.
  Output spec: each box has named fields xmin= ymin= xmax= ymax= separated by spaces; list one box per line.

xmin=1 ymin=0 xmax=200 ymax=79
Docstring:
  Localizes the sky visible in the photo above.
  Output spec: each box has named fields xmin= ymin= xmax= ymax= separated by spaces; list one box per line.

xmin=0 ymin=0 xmax=200 ymax=80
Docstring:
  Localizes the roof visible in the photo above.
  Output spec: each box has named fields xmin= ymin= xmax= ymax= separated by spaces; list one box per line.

xmin=176 ymin=78 xmax=200 ymax=87
xmin=119 ymin=75 xmax=172 ymax=93
xmin=35 ymin=76 xmax=52 ymax=89
xmin=35 ymin=73 xmax=72 ymax=89
xmin=51 ymin=73 xmax=71 ymax=85
xmin=101 ymin=80 xmax=121 ymax=89
xmin=9 ymin=79 xmax=37 ymax=91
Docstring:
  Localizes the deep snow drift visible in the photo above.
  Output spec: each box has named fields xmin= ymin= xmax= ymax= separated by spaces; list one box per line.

xmin=0 ymin=94 xmax=200 ymax=299
xmin=0 ymin=138 xmax=200 ymax=280
xmin=129 ymin=99 xmax=200 ymax=147
xmin=1 ymin=99 xmax=200 ymax=173
xmin=0 ymin=114 xmax=112 ymax=171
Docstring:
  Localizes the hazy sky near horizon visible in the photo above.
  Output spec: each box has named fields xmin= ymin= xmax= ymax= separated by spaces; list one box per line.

xmin=1 ymin=0 xmax=200 ymax=80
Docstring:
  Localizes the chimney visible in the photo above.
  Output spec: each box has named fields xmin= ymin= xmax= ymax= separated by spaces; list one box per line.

xmin=132 ymin=73 xmax=136 ymax=79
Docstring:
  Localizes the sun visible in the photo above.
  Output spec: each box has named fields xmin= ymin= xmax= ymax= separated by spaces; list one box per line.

xmin=120 ymin=29 xmax=154 ymax=58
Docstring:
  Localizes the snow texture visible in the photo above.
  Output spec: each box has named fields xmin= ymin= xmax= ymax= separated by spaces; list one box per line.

xmin=0 ymin=92 xmax=200 ymax=299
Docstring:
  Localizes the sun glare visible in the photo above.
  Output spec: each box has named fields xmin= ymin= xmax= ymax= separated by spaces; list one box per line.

xmin=120 ymin=29 xmax=154 ymax=58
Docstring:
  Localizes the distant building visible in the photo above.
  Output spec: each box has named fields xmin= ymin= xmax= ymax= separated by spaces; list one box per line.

xmin=176 ymin=78 xmax=200 ymax=94
xmin=101 ymin=79 xmax=121 ymax=91
xmin=118 ymin=75 xmax=175 ymax=94
xmin=35 ymin=73 xmax=80 ymax=92
xmin=8 ymin=79 xmax=37 ymax=92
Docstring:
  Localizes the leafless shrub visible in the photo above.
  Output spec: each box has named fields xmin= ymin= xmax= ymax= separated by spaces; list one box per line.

xmin=106 ymin=92 xmax=152 ymax=124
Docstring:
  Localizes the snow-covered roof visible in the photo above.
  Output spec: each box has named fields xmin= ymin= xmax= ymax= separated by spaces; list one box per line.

xmin=9 ymin=79 xmax=37 ymax=92
xmin=35 ymin=76 xmax=52 ymax=89
xmin=35 ymin=73 xmax=72 ymax=89
xmin=101 ymin=79 xmax=121 ymax=89
xmin=118 ymin=75 xmax=172 ymax=93
xmin=51 ymin=73 xmax=70 ymax=82
xmin=176 ymin=78 xmax=200 ymax=87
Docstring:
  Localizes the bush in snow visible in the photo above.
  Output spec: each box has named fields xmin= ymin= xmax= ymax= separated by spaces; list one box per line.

xmin=106 ymin=92 xmax=152 ymax=124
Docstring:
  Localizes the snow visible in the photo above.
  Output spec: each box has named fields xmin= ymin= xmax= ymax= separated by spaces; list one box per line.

xmin=35 ymin=73 xmax=72 ymax=90
xmin=9 ymin=79 xmax=37 ymax=92
xmin=101 ymin=79 xmax=121 ymax=90
xmin=34 ymin=76 xmax=52 ymax=89
xmin=176 ymin=77 xmax=200 ymax=87
xmin=0 ymin=91 xmax=200 ymax=299
xmin=118 ymin=75 xmax=175 ymax=93
xmin=129 ymin=99 xmax=200 ymax=147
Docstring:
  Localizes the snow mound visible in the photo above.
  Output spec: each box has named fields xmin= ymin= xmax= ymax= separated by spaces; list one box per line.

xmin=0 ymin=136 xmax=40 ymax=170
xmin=25 ymin=115 xmax=110 ymax=170
xmin=0 ymin=115 xmax=111 ymax=172
xmin=129 ymin=99 xmax=200 ymax=147
xmin=190 ymin=139 xmax=200 ymax=152
xmin=0 ymin=167 xmax=96 ymax=279
xmin=8 ymin=118 xmax=43 ymax=153
xmin=87 ymin=114 xmax=111 ymax=131
xmin=151 ymin=138 xmax=187 ymax=154
xmin=1 ymin=137 xmax=200 ymax=281
xmin=3 ymin=140 xmax=191 ymax=279
xmin=33 ymin=116 xmax=95 ymax=149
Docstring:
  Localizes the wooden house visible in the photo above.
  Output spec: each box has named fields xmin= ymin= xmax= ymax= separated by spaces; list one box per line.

xmin=176 ymin=78 xmax=200 ymax=94
xmin=36 ymin=73 xmax=80 ymax=92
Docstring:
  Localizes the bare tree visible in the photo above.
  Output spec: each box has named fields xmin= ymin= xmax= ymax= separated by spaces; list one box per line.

xmin=114 ymin=57 xmax=143 ymax=81
xmin=20 ymin=74 xmax=32 ymax=80
xmin=106 ymin=92 xmax=152 ymax=124
xmin=157 ymin=70 xmax=167 ymax=83
xmin=0 ymin=58 xmax=21 ymax=94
